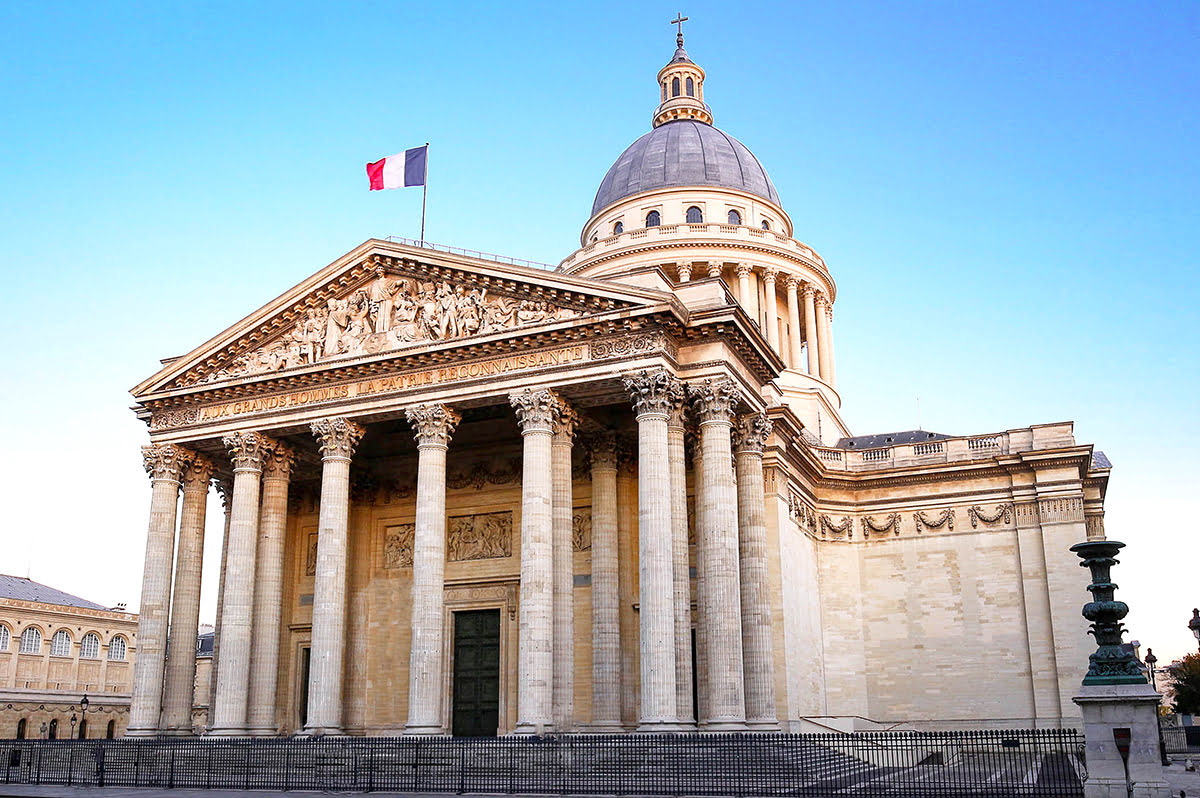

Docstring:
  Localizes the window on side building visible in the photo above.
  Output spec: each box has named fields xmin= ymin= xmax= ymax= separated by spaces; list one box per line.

xmin=19 ymin=627 xmax=41 ymax=654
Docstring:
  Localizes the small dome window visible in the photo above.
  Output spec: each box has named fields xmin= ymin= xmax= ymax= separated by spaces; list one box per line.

xmin=646 ymin=210 xmax=661 ymax=227
xmin=613 ymin=221 xmax=623 ymax=235
xmin=686 ymin=206 xmax=703 ymax=223
xmin=661 ymin=81 xmax=667 ymax=102
xmin=727 ymin=210 xmax=742 ymax=225
xmin=685 ymin=77 xmax=695 ymax=97
xmin=761 ymin=220 xmax=771 ymax=231
xmin=671 ymin=77 xmax=680 ymax=97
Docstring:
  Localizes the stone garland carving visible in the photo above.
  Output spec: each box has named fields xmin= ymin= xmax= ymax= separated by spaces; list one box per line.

xmin=590 ymin=331 xmax=675 ymax=361
xmin=382 ymin=524 xmax=416 ymax=569
xmin=820 ymin=514 xmax=854 ymax=540
xmin=788 ymin=494 xmax=816 ymax=531
xmin=624 ymin=368 xmax=684 ymax=417
xmin=448 ymin=512 xmax=512 ymax=562
xmin=733 ymin=412 xmax=772 ymax=453
xmin=150 ymin=408 xmax=200 ymax=431
xmin=913 ymin=508 xmax=956 ymax=534
xmin=311 ymin=417 xmax=365 ymax=460
xmin=223 ymin=431 xmax=270 ymax=471
xmin=863 ymin=513 xmax=902 ymax=538
xmin=690 ymin=377 xmax=741 ymax=423
xmin=572 ymin=509 xmax=592 ymax=552
xmin=406 ymin=403 xmax=461 ymax=447
xmin=194 ymin=273 xmax=583 ymax=384
xmin=968 ymin=503 xmax=1013 ymax=529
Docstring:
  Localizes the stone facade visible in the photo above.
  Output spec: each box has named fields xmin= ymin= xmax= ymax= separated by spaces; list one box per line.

xmin=123 ymin=35 xmax=1107 ymax=737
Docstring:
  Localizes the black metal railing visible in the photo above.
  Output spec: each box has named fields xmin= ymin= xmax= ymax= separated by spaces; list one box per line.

xmin=0 ymin=729 xmax=1085 ymax=796
xmin=1163 ymin=725 xmax=1200 ymax=755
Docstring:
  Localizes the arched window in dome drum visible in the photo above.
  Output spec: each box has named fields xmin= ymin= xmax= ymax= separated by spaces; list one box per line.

xmin=727 ymin=210 xmax=742 ymax=225
xmin=761 ymin=220 xmax=771 ymax=231
xmin=662 ymin=82 xmax=667 ymax=102
xmin=686 ymin=77 xmax=694 ymax=96
xmin=671 ymin=77 xmax=680 ymax=97
xmin=686 ymin=206 xmax=703 ymax=223
xmin=613 ymin=221 xmax=623 ymax=234
xmin=646 ymin=210 xmax=661 ymax=227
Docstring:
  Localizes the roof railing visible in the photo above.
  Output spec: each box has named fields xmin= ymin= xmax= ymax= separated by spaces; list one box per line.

xmin=384 ymin=236 xmax=557 ymax=272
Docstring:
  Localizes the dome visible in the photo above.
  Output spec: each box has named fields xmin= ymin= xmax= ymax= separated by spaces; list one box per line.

xmin=591 ymin=120 xmax=781 ymax=218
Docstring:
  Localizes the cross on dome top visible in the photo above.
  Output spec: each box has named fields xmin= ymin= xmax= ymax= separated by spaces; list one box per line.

xmin=653 ymin=17 xmax=712 ymax=127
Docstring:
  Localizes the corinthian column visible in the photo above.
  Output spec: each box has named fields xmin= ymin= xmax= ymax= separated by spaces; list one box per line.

xmin=802 ymin=285 xmax=821 ymax=378
xmin=404 ymin=404 xmax=460 ymax=735
xmin=510 ymin=388 xmax=558 ymax=734
xmin=209 ymin=478 xmax=232 ymax=719
xmin=210 ymin=432 xmax=270 ymax=736
xmin=127 ymin=444 xmax=188 ymax=737
xmin=161 ymin=453 xmax=213 ymax=735
xmin=762 ymin=269 xmax=780 ymax=353
xmin=816 ymin=293 xmax=833 ymax=385
xmin=247 ymin=441 xmax=296 ymax=736
xmin=733 ymin=413 xmax=780 ymax=731
xmin=304 ymin=418 xmax=365 ymax=736
xmin=624 ymin=369 xmax=682 ymax=731
xmin=551 ymin=399 xmax=578 ymax=732
xmin=785 ymin=277 xmax=803 ymax=368
xmin=822 ymin=299 xmax=837 ymax=387
xmin=687 ymin=431 xmax=709 ymax=726
xmin=735 ymin=263 xmax=757 ymax=321
xmin=667 ymin=397 xmax=695 ymax=728
xmin=690 ymin=378 xmax=747 ymax=731
xmin=588 ymin=433 xmax=623 ymax=732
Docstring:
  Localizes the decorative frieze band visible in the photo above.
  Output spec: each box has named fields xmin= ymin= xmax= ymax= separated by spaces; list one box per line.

xmin=863 ymin=513 xmax=901 ymax=538
xmin=913 ymin=508 xmax=955 ymax=534
xmin=968 ymin=503 xmax=1013 ymax=529
xmin=1037 ymin=496 xmax=1085 ymax=524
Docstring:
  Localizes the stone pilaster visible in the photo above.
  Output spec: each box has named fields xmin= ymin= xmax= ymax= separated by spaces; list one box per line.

xmin=785 ymin=277 xmax=803 ymax=368
xmin=510 ymin=388 xmax=558 ymax=734
xmin=816 ymin=293 xmax=834 ymax=386
xmin=762 ymin=269 xmax=780 ymax=353
xmin=127 ymin=443 xmax=188 ymax=737
xmin=624 ymin=369 xmax=683 ymax=731
xmin=668 ymin=397 xmax=695 ymax=728
xmin=733 ymin=413 xmax=780 ymax=731
xmin=404 ymin=404 xmax=460 ymax=735
xmin=690 ymin=378 xmax=747 ymax=731
xmin=210 ymin=431 xmax=271 ymax=736
xmin=802 ymin=285 xmax=821 ymax=378
xmin=588 ymin=433 xmax=623 ymax=732
xmin=246 ymin=441 xmax=296 ymax=736
xmin=161 ymin=453 xmax=213 ymax=735
xmin=551 ymin=399 xmax=578 ymax=732
xmin=304 ymin=418 xmax=365 ymax=736
xmin=209 ymin=478 xmax=232 ymax=721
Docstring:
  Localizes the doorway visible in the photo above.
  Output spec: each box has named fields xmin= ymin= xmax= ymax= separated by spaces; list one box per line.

xmin=451 ymin=609 xmax=500 ymax=737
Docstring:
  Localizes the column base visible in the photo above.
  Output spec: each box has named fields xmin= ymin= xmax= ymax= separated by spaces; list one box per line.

xmin=583 ymin=721 xmax=626 ymax=734
xmin=246 ymin=725 xmax=278 ymax=737
xmin=403 ymin=724 xmax=449 ymax=736
xmin=158 ymin=727 xmax=195 ymax=737
xmin=699 ymin=717 xmax=749 ymax=733
xmin=512 ymin=721 xmax=554 ymax=736
xmin=298 ymin=725 xmax=344 ymax=737
xmin=123 ymin=726 xmax=161 ymax=738
xmin=746 ymin=718 xmax=781 ymax=732
xmin=1083 ymin=777 xmax=1171 ymax=798
xmin=636 ymin=719 xmax=690 ymax=733
xmin=206 ymin=726 xmax=250 ymax=737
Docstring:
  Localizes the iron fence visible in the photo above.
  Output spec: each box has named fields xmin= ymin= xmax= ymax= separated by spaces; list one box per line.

xmin=1 ymin=729 xmax=1084 ymax=796
xmin=1163 ymin=725 xmax=1200 ymax=756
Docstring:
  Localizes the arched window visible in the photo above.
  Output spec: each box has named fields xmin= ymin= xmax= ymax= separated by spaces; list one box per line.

xmin=0 ymin=625 xmax=9 ymax=651
xmin=106 ymin=720 xmax=115 ymax=739
xmin=686 ymin=206 xmax=703 ymax=223
xmin=686 ymin=77 xmax=694 ymax=96
xmin=671 ymin=77 xmax=680 ymax=97
xmin=16 ymin=719 xmax=26 ymax=740
xmin=77 ymin=719 xmax=87 ymax=739
xmin=761 ymin=220 xmax=771 ymax=231
xmin=661 ymin=81 xmax=667 ymax=102
xmin=80 ymin=633 xmax=100 ymax=660
xmin=613 ymin=221 xmax=623 ymax=235
xmin=727 ymin=210 xmax=742 ymax=225
xmin=51 ymin=630 xmax=72 ymax=657
xmin=48 ymin=719 xmax=58 ymax=740
xmin=108 ymin=636 xmax=127 ymax=661
xmin=645 ymin=210 xmax=661 ymax=227
xmin=19 ymin=627 xmax=41 ymax=654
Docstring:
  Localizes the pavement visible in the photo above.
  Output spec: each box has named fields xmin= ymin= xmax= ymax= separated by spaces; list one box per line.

xmin=1167 ymin=757 xmax=1200 ymax=796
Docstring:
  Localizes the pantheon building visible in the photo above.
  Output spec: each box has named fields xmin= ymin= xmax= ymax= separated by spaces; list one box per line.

xmin=128 ymin=35 xmax=1107 ymax=738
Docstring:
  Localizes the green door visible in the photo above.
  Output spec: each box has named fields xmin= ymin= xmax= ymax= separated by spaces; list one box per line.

xmin=452 ymin=609 xmax=501 ymax=737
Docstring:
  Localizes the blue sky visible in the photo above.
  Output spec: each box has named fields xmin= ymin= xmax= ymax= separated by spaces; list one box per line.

xmin=1 ymin=2 xmax=1197 ymax=662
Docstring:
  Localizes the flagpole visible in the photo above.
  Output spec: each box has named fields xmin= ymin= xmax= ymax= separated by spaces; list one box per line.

xmin=419 ymin=142 xmax=429 ymax=246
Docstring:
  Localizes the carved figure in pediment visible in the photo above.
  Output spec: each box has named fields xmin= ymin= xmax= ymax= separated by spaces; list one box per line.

xmin=391 ymin=291 xmax=421 ymax=342
xmin=368 ymin=277 xmax=402 ymax=333
xmin=345 ymin=290 xmax=372 ymax=344
xmin=456 ymin=285 xmax=483 ymax=336
xmin=486 ymin=295 xmax=519 ymax=330
xmin=435 ymin=282 xmax=458 ymax=339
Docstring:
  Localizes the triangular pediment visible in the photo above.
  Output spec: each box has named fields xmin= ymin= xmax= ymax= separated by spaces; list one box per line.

xmin=134 ymin=239 xmax=674 ymax=398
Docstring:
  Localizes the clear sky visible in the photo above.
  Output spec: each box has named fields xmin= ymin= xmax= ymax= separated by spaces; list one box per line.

xmin=1 ymin=2 xmax=1197 ymax=664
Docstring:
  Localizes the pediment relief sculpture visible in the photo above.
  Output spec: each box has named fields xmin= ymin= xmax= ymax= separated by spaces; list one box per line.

xmin=181 ymin=271 xmax=587 ymax=388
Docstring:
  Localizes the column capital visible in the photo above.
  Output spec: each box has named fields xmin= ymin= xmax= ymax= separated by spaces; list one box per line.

xmin=624 ymin=368 xmax=684 ymax=419
xmin=510 ymin=388 xmax=559 ymax=433
xmin=142 ymin=443 xmax=189 ymax=483
xmin=181 ymin=453 xmax=215 ymax=492
xmin=733 ymin=412 xmax=773 ymax=455
xmin=734 ymin=262 xmax=753 ymax=279
xmin=785 ymin=275 xmax=801 ymax=292
xmin=552 ymin=398 xmax=579 ymax=439
xmin=214 ymin=477 xmax=233 ymax=511
xmin=706 ymin=261 xmax=722 ymax=278
xmin=405 ymin=403 xmax=461 ymax=449
xmin=223 ymin=431 xmax=272 ymax=472
xmin=689 ymin=377 xmax=740 ymax=425
xmin=676 ymin=262 xmax=692 ymax=282
xmin=586 ymin=431 xmax=619 ymax=471
xmin=814 ymin=291 xmax=830 ymax=309
xmin=761 ymin=267 xmax=779 ymax=284
xmin=801 ymin=283 xmax=816 ymax=299
xmin=310 ymin=418 xmax=365 ymax=461
xmin=262 ymin=440 xmax=297 ymax=480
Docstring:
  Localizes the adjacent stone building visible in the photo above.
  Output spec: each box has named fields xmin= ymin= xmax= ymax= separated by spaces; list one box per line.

xmin=125 ymin=33 xmax=1107 ymax=737
xmin=0 ymin=575 xmax=137 ymax=739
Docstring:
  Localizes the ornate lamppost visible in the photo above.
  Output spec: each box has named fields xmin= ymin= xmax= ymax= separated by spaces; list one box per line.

xmin=80 ymin=694 xmax=89 ymax=739
xmin=1070 ymin=540 xmax=1145 ymax=685
xmin=69 ymin=712 xmax=77 ymax=739
xmin=1189 ymin=609 xmax=1200 ymax=651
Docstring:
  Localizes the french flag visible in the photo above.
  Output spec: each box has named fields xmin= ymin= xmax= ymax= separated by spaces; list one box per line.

xmin=366 ymin=145 xmax=427 ymax=190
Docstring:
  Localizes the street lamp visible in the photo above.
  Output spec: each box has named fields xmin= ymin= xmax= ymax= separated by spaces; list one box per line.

xmin=1190 ymin=608 xmax=1200 ymax=650
xmin=69 ymin=712 xmax=77 ymax=739
xmin=80 ymin=694 xmax=89 ymax=739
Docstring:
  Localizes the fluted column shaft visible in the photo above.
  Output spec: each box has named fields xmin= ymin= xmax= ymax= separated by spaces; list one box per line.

xmin=551 ymin=401 xmax=577 ymax=732
xmin=691 ymin=379 xmax=747 ymax=731
xmin=128 ymin=444 xmax=187 ymax=737
xmin=734 ymin=414 xmax=780 ymax=730
xmin=816 ymin=293 xmax=833 ymax=385
xmin=689 ymin=434 xmax=709 ymax=726
xmin=247 ymin=443 xmax=295 ymax=736
xmin=668 ymin=404 xmax=695 ymax=728
xmin=210 ymin=432 xmax=270 ymax=736
xmin=822 ymin=300 xmax=837 ymax=387
xmin=762 ymin=270 xmax=780 ymax=353
xmin=162 ymin=454 xmax=213 ymax=735
xmin=625 ymin=370 xmax=681 ymax=731
xmin=404 ymin=405 xmax=460 ymax=735
xmin=802 ymin=286 xmax=821 ymax=378
xmin=304 ymin=418 xmax=365 ymax=736
xmin=785 ymin=278 xmax=803 ymax=368
xmin=511 ymin=389 xmax=558 ymax=734
xmin=208 ymin=480 xmax=232 ymax=721
xmin=589 ymin=435 xmax=622 ymax=732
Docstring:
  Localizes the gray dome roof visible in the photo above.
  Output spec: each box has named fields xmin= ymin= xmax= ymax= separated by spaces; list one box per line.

xmin=591 ymin=120 xmax=781 ymax=217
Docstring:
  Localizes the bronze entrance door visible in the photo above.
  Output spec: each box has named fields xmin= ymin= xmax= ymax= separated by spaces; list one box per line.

xmin=452 ymin=609 xmax=501 ymax=737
